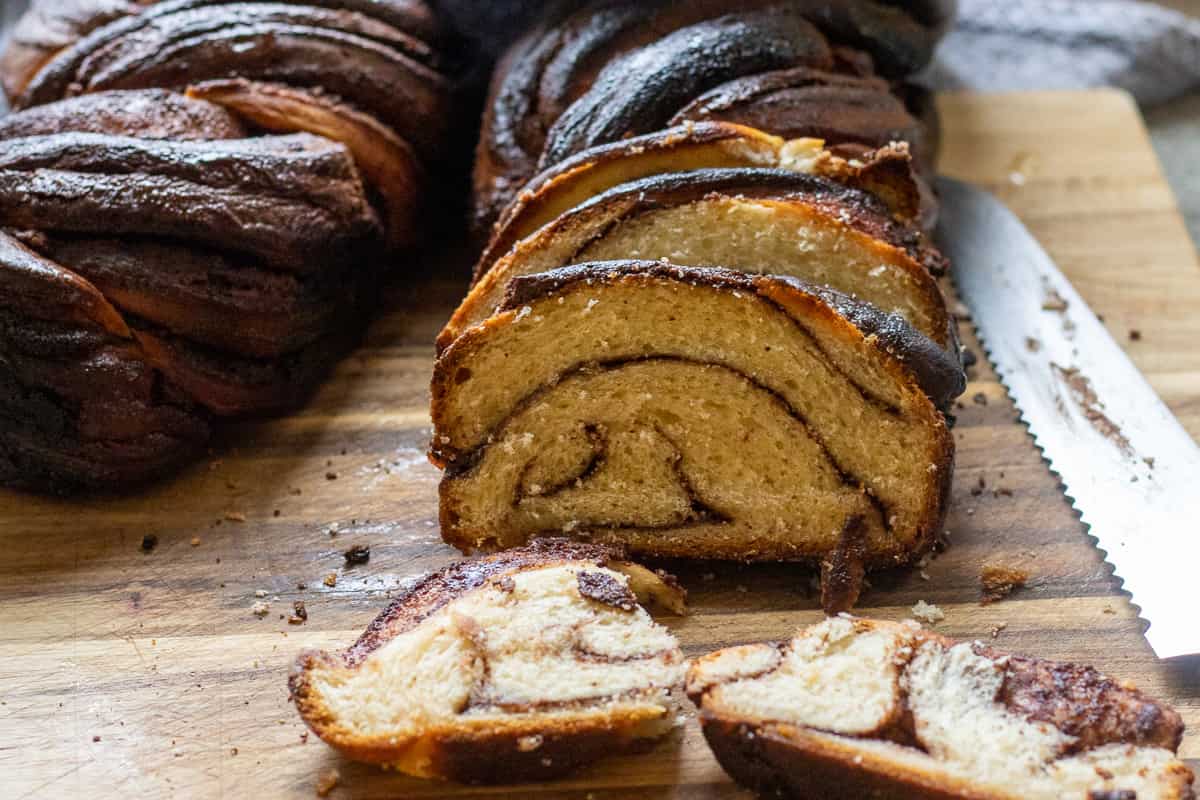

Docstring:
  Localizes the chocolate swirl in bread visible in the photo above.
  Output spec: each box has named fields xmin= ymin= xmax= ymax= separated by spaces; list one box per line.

xmin=688 ymin=617 xmax=1194 ymax=799
xmin=432 ymin=262 xmax=960 ymax=608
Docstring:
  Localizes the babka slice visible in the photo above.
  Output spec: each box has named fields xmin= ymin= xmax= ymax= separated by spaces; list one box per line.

xmin=432 ymin=262 xmax=962 ymax=609
xmin=441 ymin=168 xmax=950 ymax=354
xmin=475 ymin=122 xmax=927 ymax=285
xmin=688 ymin=616 xmax=1195 ymax=800
xmin=290 ymin=540 xmax=687 ymax=782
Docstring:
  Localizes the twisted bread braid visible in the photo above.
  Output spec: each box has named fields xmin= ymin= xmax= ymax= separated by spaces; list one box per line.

xmin=435 ymin=0 xmax=963 ymax=608
xmin=0 ymin=1 xmax=455 ymax=490
xmin=471 ymin=0 xmax=955 ymax=238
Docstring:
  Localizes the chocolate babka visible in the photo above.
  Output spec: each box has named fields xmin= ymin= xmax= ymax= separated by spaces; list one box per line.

xmin=432 ymin=263 xmax=961 ymax=611
xmin=434 ymin=0 xmax=962 ymax=596
xmin=0 ymin=1 xmax=455 ymax=490
xmin=688 ymin=616 xmax=1195 ymax=799
xmin=471 ymin=0 xmax=955 ymax=238
xmin=290 ymin=539 xmax=687 ymax=782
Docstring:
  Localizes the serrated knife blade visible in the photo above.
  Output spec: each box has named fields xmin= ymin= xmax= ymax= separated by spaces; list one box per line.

xmin=936 ymin=177 xmax=1200 ymax=659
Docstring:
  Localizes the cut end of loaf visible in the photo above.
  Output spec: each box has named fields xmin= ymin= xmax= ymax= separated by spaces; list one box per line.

xmin=432 ymin=262 xmax=960 ymax=596
xmin=290 ymin=540 xmax=687 ymax=783
xmin=689 ymin=617 xmax=1194 ymax=800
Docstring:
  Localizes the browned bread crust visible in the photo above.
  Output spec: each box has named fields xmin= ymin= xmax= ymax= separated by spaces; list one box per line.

xmin=432 ymin=261 xmax=960 ymax=589
xmin=688 ymin=617 xmax=1195 ymax=800
xmin=290 ymin=539 xmax=688 ymax=782
xmin=0 ymin=1 xmax=454 ymax=491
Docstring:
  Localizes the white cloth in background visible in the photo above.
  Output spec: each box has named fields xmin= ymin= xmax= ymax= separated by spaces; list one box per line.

xmin=927 ymin=0 xmax=1200 ymax=105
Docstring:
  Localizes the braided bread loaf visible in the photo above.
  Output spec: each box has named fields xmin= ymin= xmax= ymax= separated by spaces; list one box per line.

xmin=435 ymin=0 xmax=963 ymax=609
xmin=0 ymin=1 xmax=455 ymax=490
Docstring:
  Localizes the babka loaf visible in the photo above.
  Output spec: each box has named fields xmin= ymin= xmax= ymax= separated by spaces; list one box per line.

xmin=432 ymin=262 xmax=962 ymax=612
xmin=471 ymin=0 xmax=955 ymax=238
xmin=290 ymin=539 xmax=687 ymax=782
xmin=0 ymin=1 xmax=455 ymax=490
xmin=434 ymin=0 xmax=962 ymax=596
xmin=688 ymin=616 xmax=1195 ymax=799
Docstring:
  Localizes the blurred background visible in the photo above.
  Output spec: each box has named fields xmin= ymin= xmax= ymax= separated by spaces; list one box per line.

xmin=1 ymin=0 xmax=1197 ymax=245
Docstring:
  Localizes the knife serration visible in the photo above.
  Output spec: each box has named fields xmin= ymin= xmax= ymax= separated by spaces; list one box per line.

xmin=936 ymin=177 xmax=1200 ymax=659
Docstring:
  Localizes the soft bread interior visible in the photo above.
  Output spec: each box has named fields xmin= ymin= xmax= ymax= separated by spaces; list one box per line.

xmin=499 ymin=126 xmax=797 ymax=248
xmin=699 ymin=616 xmax=909 ymax=736
xmin=576 ymin=198 xmax=944 ymax=341
xmin=297 ymin=562 xmax=685 ymax=771
xmin=449 ymin=189 xmax=945 ymax=350
xmin=436 ymin=274 xmax=948 ymax=562
xmin=689 ymin=618 xmax=1194 ymax=800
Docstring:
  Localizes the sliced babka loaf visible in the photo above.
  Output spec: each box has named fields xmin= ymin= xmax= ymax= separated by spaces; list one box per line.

xmin=431 ymin=262 xmax=963 ymax=611
xmin=688 ymin=616 xmax=1195 ymax=800
xmin=290 ymin=540 xmax=687 ymax=782
xmin=474 ymin=122 xmax=928 ymax=287
xmin=443 ymin=167 xmax=951 ymax=355
xmin=472 ymin=0 xmax=955 ymax=236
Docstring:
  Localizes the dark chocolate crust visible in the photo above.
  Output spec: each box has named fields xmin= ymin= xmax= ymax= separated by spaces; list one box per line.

xmin=16 ymin=2 xmax=452 ymax=159
xmin=537 ymin=10 xmax=833 ymax=169
xmin=671 ymin=66 xmax=935 ymax=175
xmin=0 ymin=0 xmax=454 ymax=491
xmin=0 ymin=88 xmax=248 ymax=142
xmin=499 ymin=261 xmax=964 ymax=410
xmin=471 ymin=0 xmax=954 ymax=236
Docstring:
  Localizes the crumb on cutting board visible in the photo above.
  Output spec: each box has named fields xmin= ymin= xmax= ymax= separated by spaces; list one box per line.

xmin=316 ymin=767 xmax=339 ymax=797
xmin=911 ymin=599 xmax=945 ymax=624
xmin=980 ymin=564 xmax=1029 ymax=605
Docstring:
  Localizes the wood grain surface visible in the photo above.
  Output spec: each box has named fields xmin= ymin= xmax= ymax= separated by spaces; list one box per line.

xmin=0 ymin=90 xmax=1197 ymax=799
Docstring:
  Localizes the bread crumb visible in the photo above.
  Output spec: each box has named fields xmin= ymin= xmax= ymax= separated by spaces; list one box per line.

xmin=254 ymin=590 xmax=268 ymax=598
xmin=251 ymin=601 xmax=269 ymax=617
xmin=323 ymin=572 xmax=337 ymax=588
xmin=315 ymin=767 xmax=339 ymax=797
xmin=980 ymin=565 xmax=1028 ymax=604
xmin=289 ymin=601 xmax=308 ymax=625
xmin=911 ymin=600 xmax=945 ymax=624
xmin=517 ymin=734 xmax=543 ymax=752
xmin=1041 ymin=289 xmax=1069 ymax=312
xmin=190 ymin=536 xmax=201 ymax=547
xmin=342 ymin=545 xmax=370 ymax=566
xmin=990 ymin=622 xmax=1009 ymax=638
xmin=224 ymin=511 xmax=247 ymax=522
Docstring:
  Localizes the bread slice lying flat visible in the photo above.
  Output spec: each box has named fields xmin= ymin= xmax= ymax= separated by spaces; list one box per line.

xmin=442 ymin=167 xmax=950 ymax=353
xmin=688 ymin=616 xmax=1195 ymax=800
xmin=290 ymin=540 xmax=687 ymax=783
xmin=474 ymin=121 xmax=927 ymax=285
xmin=432 ymin=262 xmax=962 ymax=611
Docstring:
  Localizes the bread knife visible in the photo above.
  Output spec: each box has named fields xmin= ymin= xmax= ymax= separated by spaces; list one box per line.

xmin=936 ymin=177 xmax=1200 ymax=659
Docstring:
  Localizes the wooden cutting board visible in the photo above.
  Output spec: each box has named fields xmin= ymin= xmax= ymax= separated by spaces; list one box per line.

xmin=1 ymin=89 xmax=1197 ymax=799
